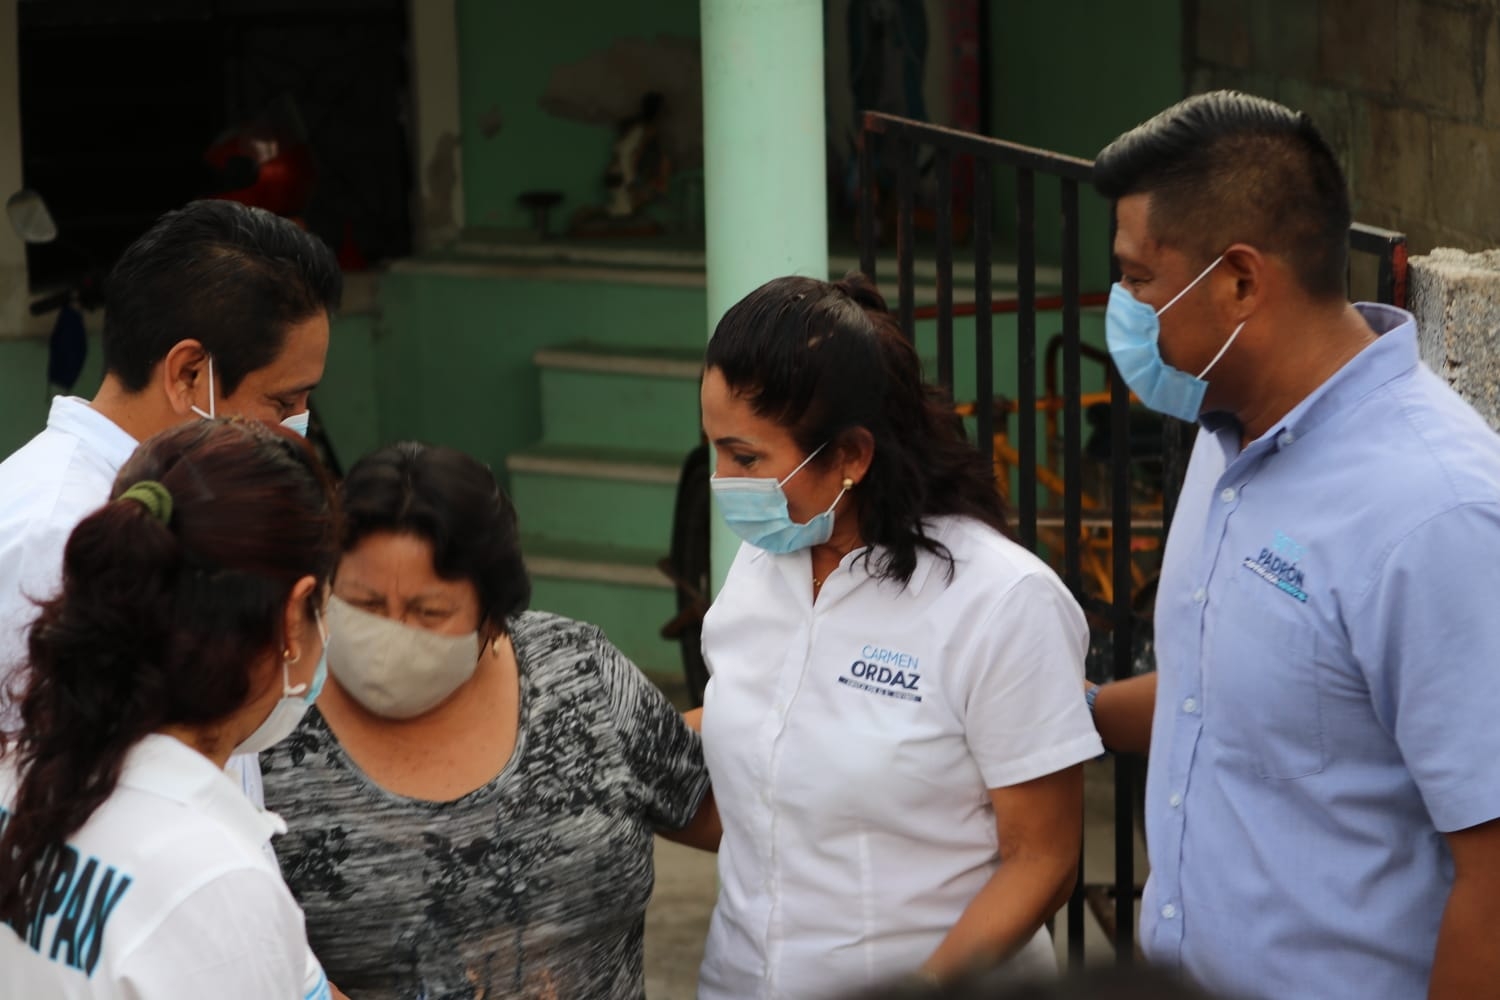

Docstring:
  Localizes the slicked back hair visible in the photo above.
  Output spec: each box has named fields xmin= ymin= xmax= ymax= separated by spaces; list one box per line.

xmin=1094 ymin=90 xmax=1350 ymax=300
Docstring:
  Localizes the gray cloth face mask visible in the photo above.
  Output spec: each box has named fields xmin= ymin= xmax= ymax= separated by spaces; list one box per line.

xmin=326 ymin=595 xmax=482 ymax=720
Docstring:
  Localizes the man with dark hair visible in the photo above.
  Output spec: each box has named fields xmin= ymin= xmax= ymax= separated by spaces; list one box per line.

xmin=0 ymin=200 xmax=341 ymax=768
xmin=1086 ymin=91 xmax=1500 ymax=1000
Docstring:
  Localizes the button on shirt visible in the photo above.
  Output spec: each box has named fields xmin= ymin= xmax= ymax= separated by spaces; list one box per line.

xmin=0 ymin=735 xmax=331 ymax=1000
xmin=0 ymin=397 xmax=263 ymax=806
xmin=699 ymin=515 xmax=1103 ymax=1000
xmin=1143 ymin=304 xmax=1500 ymax=1000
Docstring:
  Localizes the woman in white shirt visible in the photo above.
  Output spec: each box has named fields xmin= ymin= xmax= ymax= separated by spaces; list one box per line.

xmin=697 ymin=274 xmax=1104 ymax=999
xmin=0 ymin=418 xmax=338 ymax=1000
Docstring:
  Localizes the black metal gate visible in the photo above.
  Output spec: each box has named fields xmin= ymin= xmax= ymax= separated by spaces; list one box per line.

xmin=855 ymin=110 xmax=1408 ymax=966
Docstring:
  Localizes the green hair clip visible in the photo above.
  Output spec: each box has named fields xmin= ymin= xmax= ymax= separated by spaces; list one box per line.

xmin=119 ymin=480 xmax=174 ymax=525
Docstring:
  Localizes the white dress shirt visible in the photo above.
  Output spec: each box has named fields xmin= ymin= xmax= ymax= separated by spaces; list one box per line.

xmin=698 ymin=515 xmax=1103 ymax=1000
xmin=0 ymin=397 xmax=263 ymax=805
xmin=0 ymin=734 xmax=330 ymax=999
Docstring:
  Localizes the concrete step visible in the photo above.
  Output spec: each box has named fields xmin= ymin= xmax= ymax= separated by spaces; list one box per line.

xmin=506 ymin=444 xmax=685 ymax=550
xmin=534 ymin=341 xmax=703 ymax=453
xmin=523 ymin=534 xmax=684 ymax=679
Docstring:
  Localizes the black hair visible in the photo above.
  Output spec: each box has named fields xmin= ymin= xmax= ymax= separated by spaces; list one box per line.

xmin=0 ymin=418 xmax=339 ymax=929
xmin=1093 ymin=90 xmax=1351 ymax=300
xmin=337 ymin=442 xmax=531 ymax=632
xmin=705 ymin=273 xmax=1007 ymax=585
xmin=102 ymin=199 xmax=342 ymax=395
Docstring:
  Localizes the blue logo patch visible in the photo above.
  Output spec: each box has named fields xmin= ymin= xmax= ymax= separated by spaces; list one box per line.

xmin=1242 ymin=530 xmax=1308 ymax=603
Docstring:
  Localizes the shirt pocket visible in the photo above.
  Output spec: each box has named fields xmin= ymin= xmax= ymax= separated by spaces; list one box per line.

xmin=1205 ymin=591 xmax=1324 ymax=781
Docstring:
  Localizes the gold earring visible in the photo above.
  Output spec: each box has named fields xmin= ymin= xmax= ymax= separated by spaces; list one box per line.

xmin=842 ymin=477 xmax=854 ymax=489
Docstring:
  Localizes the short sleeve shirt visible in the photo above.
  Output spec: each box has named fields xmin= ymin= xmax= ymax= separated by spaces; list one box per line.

xmin=260 ymin=611 xmax=710 ymax=1000
xmin=0 ymin=735 xmax=331 ymax=1000
xmin=1143 ymin=305 xmax=1500 ymax=999
xmin=698 ymin=515 xmax=1103 ymax=1000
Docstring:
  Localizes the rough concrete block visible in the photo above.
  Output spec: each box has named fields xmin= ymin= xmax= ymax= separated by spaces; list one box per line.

xmin=1397 ymin=0 xmax=1485 ymax=116
xmin=1320 ymin=0 xmax=1399 ymax=93
xmin=1195 ymin=0 xmax=1254 ymax=68
xmin=1253 ymin=0 xmax=1319 ymax=76
xmin=1411 ymin=248 xmax=1500 ymax=430
xmin=1430 ymin=121 xmax=1500 ymax=243
xmin=1351 ymin=100 xmax=1433 ymax=223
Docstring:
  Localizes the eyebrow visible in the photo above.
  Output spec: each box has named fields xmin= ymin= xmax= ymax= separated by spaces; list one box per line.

xmin=712 ymin=435 xmax=758 ymax=449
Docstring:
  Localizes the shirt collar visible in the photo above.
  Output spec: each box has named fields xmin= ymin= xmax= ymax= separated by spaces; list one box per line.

xmin=46 ymin=396 xmax=138 ymax=471
xmin=117 ymin=734 xmax=287 ymax=848
xmin=1203 ymin=303 xmax=1418 ymax=458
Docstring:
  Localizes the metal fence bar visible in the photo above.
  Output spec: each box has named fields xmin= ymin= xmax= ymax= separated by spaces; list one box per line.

xmin=859 ymin=129 xmax=877 ymax=283
xmin=896 ymin=139 xmax=916 ymax=344
xmin=1061 ymin=177 xmax=1087 ymax=967
xmin=1016 ymin=169 xmax=1038 ymax=551
xmin=974 ymin=160 xmax=995 ymax=488
xmin=935 ymin=148 xmax=955 ymax=390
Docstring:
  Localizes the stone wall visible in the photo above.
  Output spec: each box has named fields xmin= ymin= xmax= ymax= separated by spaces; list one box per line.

xmin=1187 ymin=0 xmax=1500 ymax=254
xmin=1411 ymin=249 xmax=1500 ymax=428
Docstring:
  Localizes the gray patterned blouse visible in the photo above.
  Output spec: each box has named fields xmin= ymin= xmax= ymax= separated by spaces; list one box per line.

xmin=261 ymin=611 xmax=710 ymax=1000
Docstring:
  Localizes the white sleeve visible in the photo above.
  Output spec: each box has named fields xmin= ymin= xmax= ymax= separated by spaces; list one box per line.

xmin=0 ymin=521 xmax=73 ymax=728
xmin=958 ymin=571 xmax=1105 ymax=788
xmin=115 ymin=868 xmax=310 ymax=1000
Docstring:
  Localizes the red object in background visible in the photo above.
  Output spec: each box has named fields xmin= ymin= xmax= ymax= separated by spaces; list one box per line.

xmin=204 ymin=123 xmax=316 ymax=219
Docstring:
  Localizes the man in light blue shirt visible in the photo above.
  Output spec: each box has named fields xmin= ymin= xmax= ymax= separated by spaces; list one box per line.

xmin=1088 ymin=91 xmax=1500 ymax=1000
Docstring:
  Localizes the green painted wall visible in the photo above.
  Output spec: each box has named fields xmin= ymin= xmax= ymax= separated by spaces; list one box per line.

xmin=989 ymin=0 xmax=1185 ymax=288
xmin=371 ymin=269 xmax=708 ymax=479
xmin=455 ymin=0 xmax=700 ymax=231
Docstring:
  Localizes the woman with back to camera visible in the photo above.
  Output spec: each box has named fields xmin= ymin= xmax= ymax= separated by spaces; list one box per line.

xmin=0 ymin=418 xmax=339 ymax=999
xmin=261 ymin=441 xmax=715 ymax=1000
xmin=696 ymin=274 xmax=1104 ymax=999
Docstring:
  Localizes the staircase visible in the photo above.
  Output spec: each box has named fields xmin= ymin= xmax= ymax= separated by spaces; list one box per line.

xmin=507 ymin=340 xmax=704 ymax=681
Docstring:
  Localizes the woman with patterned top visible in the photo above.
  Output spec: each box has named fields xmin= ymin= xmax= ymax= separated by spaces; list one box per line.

xmin=260 ymin=441 xmax=715 ymax=1000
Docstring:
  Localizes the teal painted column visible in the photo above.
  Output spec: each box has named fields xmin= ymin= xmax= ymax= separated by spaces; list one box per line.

xmin=701 ymin=0 xmax=828 ymax=591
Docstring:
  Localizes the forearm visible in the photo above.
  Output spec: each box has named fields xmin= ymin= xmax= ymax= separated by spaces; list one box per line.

xmin=920 ymin=848 xmax=1076 ymax=981
xmin=1428 ymin=875 xmax=1500 ymax=999
xmin=1090 ymin=673 xmax=1156 ymax=754
xmin=658 ymin=787 xmax=721 ymax=851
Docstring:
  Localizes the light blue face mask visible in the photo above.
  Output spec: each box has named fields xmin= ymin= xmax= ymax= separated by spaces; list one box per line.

xmin=710 ymin=442 xmax=850 ymax=554
xmin=1105 ymin=254 xmax=1246 ymax=423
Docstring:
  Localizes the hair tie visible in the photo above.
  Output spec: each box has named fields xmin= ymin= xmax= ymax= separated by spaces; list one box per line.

xmin=119 ymin=481 xmax=174 ymax=525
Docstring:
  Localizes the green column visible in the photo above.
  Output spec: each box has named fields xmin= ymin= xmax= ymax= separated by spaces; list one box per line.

xmin=701 ymin=0 xmax=828 ymax=591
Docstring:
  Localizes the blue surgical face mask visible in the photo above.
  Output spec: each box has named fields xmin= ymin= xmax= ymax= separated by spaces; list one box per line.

xmin=280 ymin=410 xmax=310 ymax=437
xmin=710 ymin=442 xmax=851 ymax=554
xmin=1105 ymin=254 xmax=1247 ymax=423
xmin=231 ymin=609 xmax=327 ymax=756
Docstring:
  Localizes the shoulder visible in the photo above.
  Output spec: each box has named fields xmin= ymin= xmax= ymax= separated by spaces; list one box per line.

xmin=1384 ymin=366 xmax=1500 ymax=507
xmin=931 ymin=515 xmax=1068 ymax=597
xmin=509 ymin=610 xmax=611 ymax=664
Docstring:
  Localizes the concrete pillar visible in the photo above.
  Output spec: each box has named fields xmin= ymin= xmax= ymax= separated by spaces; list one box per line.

xmin=1410 ymin=249 xmax=1500 ymax=431
xmin=701 ymin=0 xmax=829 ymax=590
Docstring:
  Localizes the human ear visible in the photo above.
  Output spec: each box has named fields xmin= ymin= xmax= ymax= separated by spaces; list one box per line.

xmin=161 ymin=340 xmax=211 ymax=417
